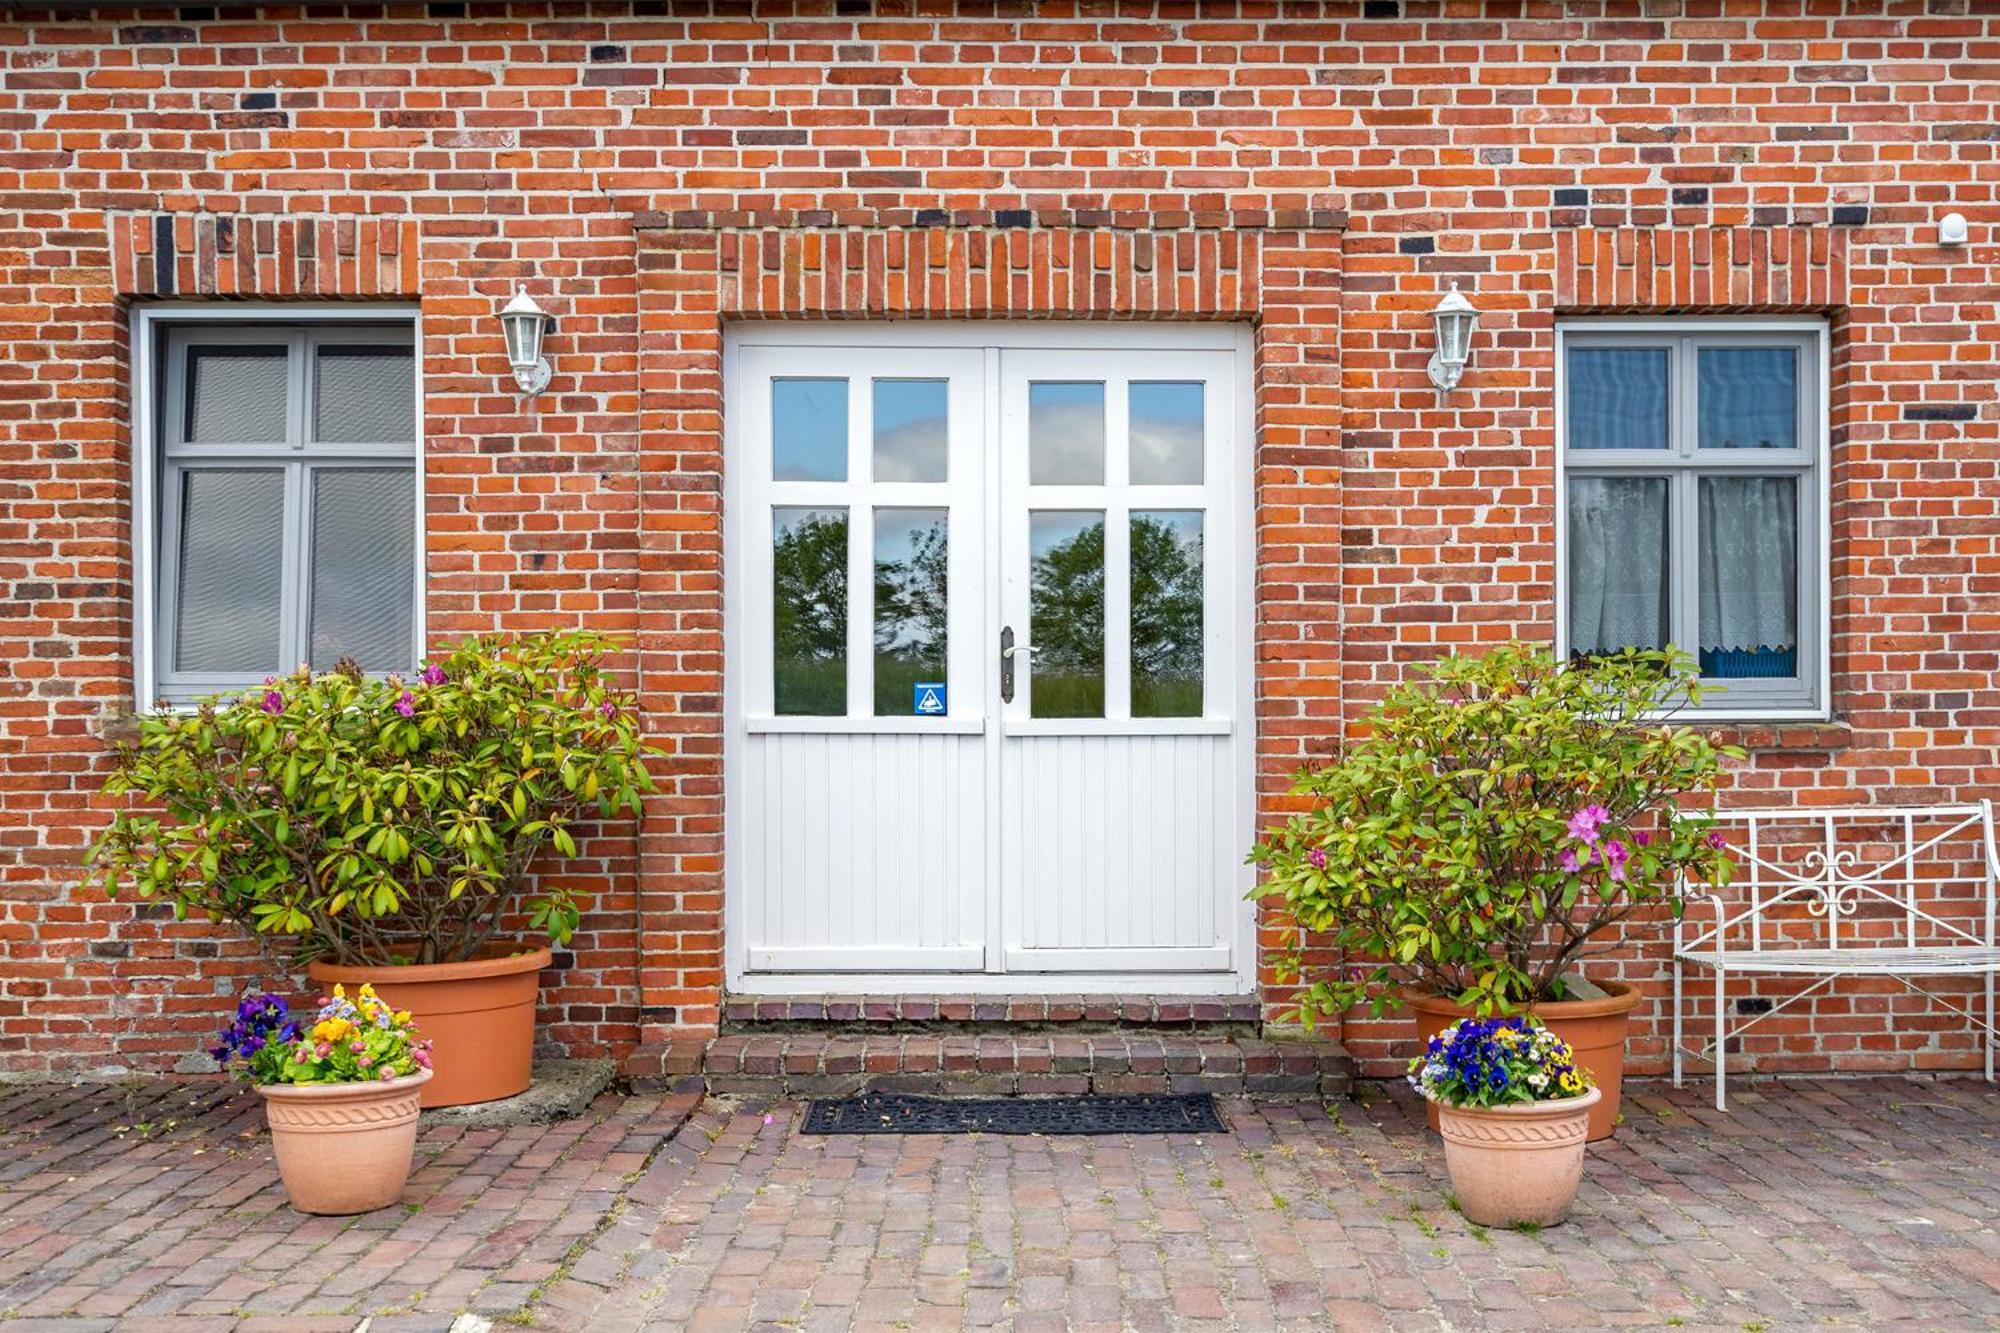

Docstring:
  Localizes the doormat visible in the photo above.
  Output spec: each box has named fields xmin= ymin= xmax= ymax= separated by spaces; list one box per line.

xmin=801 ymin=1093 xmax=1226 ymax=1136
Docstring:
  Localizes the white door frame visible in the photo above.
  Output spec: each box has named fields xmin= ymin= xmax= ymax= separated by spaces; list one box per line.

xmin=721 ymin=321 xmax=1258 ymax=995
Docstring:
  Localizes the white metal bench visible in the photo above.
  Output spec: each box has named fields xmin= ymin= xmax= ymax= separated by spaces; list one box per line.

xmin=1673 ymin=801 xmax=2000 ymax=1109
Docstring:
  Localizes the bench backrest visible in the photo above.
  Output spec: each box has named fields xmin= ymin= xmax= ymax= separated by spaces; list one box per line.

xmin=1678 ymin=802 xmax=2000 ymax=955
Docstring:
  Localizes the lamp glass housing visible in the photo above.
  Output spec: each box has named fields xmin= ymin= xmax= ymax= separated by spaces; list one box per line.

xmin=498 ymin=288 xmax=554 ymax=396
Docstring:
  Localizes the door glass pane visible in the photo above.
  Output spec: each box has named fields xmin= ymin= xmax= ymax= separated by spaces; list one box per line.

xmin=1565 ymin=347 xmax=1669 ymax=451
xmin=1129 ymin=382 xmax=1204 ymax=484
xmin=773 ymin=506 xmax=848 ymax=715
xmin=309 ymin=468 xmax=415 ymax=672
xmin=773 ymin=379 xmax=847 ymax=481
xmin=873 ymin=508 xmax=948 ymax=716
xmin=1699 ymin=346 xmax=1799 ymax=450
xmin=1131 ymin=511 xmax=1203 ymax=717
xmin=873 ymin=379 xmax=948 ymax=482
xmin=174 ymin=469 xmax=285 ymax=674
xmin=315 ymin=345 xmax=415 ymax=444
xmin=1029 ymin=382 xmax=1105 ymax=485
xmin=1566 ymin=476 xmax=1669 ymax=656
xmin=1699 ymin=476 xmax=1799 ymax=678
xmin=1029 ymin=511 xmax=1105 ymax=718
xmin=186 ymin=346 xmax=288 ymax=444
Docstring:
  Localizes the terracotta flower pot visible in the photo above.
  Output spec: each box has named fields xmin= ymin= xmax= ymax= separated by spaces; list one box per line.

xmin=1433 ymin=1085 xmax=1600 ymax=1228
xmin=308 ymin=945 xmax=550 ymax=1108
xmin=257 ymin=1068 xmax=432 ymax=1215
xmin=1405 ymin=981 xmax=1641 ymax=1142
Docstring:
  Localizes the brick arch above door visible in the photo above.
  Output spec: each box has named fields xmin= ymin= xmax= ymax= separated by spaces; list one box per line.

xmin=626 ymin=217 xmax=1348 ymax=1049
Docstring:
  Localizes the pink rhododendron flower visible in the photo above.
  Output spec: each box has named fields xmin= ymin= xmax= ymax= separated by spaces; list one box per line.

xmin=1565 ymin=804 xmax=1611 ymax=843
xmin=1307 ymin=848 xmax=1328 ymax=870
xmin=395 ymin=690 xmax=416 ymax=718
xmin=1633 ymin=829 xmax=1651 ymax=846
xmin=1602 ymin=839 xmax=1629 ymax=881
xmin=1558 ymin=848 xmax=1580 ymax=874
xmin=261 ymin=690 xmax=285 ymax=715
xmin=420 ymin=663 xmax=447 ymax=686
xmin=1705 ymin=830 xmax=1728 ymax=850
xmin=599 ymin=699 xmax=619 ymax=721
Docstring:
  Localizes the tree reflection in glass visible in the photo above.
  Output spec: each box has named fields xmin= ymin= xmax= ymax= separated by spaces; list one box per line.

xmin=1131 ymin=511 xmax=1203 ymax=716
xmin=1029 ymin=512 xmax=1105 ymax=718
xmin=772 ymin=507 xmax=848 ymax=715
xmin=874 ymin=509 xmax=948 ymax=715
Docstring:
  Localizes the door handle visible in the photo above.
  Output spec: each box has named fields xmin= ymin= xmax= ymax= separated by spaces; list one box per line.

xmin=1000 ymin=626 xmax=1033 ymax=703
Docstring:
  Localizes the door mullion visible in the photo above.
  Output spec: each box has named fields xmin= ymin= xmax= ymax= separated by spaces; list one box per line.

xmin=984 ymin=345 xmax=1006 ymax=974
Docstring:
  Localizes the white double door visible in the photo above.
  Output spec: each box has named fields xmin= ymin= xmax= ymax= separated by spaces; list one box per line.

xmin=724 ymin=324 xmax=1252 ymax=990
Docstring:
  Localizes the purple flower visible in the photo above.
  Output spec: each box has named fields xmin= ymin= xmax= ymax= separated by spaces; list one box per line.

xmin=1558 ymin=848 xmax=1580 ymax=874
xmin=1634 ymin=829 xmax=1651 ymax=847
xmin=1705 ymin=830 xmax=1728 ymax=851
xmin=420 ymin=663 xmax=447 ymax=687
xmin=1566 ymin=803 xmax=1610 ymax=843
xmin=1307 ymin=848 xmax=1328 ymax=870
xmin=394 ymin=690 xmax=416 ymax=718
xmin=598 ymin=699 xmax=619 ymax=722
xmin=1602 ymin=839 xmax=1629 ymax=882
xmin=261 ymin=690 xmax=285 ymax=715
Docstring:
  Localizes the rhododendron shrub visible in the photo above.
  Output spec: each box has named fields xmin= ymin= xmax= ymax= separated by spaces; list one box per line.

xmin=1253 ymin=646 xmax=1739 ymax=1019
xmin=90 ymin=632 xmax=658 ymax=967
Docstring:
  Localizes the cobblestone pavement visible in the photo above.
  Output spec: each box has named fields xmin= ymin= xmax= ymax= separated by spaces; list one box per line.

xmin=2 ymin=1077 xmax=1995 ymax=1331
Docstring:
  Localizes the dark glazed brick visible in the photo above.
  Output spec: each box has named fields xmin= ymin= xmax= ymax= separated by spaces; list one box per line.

xmin=994 ymin=209 xmax=1033 ymax=228
xmin=1398 ymin=236 xmax=1435 ymax=254
xmin=1672 ymin=187 xmax=1710 ymax=205
xmin=1905 ymin=403 xmax=1977 ymax=422
xmin=590 ymin=44 xmax=627 ymax=62
xmin=120 ymin=25 xmax=197 ymax=43
xmin=1553 ymin=187 xmax=1589 ymax=206
xmin=1831 ymin=204 xmax=1870 ymax=225
xmin=1363 ymin=0 xmax=1400 ymax=15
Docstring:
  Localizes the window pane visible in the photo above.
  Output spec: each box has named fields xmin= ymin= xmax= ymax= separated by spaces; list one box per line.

xmin=773 ymin=507 xmax=848 ymax=715
xmin=873 ymin=508 xmax=948 ymax=716
xmin=1565 ymin=347 xmax=1669 ymax=451
xmin=1029 ymin=382 xmax=1105 ymax=485
xmin=1129 ymin=381 xmax=1204 ymax=484
xmin=186 ymin=347 xmax=288 ymax=444
xmin=773 ymin=379 xmax=847 ymax=481
xmin=1699 ymin=346 xmax=1800 ymax=450
xmin=873 ymin=380 xmax=948 ymax=483
xmin=174 ymin=469 xmax=285 ymax=674
xmin=309 ymin=469 xmax=415 ymax=672
xmin=315 ymin=345 xmax=415 ymax=444
xmin=1566 ymin=476 xmax=1669 ymax=655
xmin=1131 ymin=511 xmax=1203 ymax=717
xmin=1699 ymin=476 xmax=1799 ymax=678
xmin=1029 ymin=511 xmax=1105 ymax=718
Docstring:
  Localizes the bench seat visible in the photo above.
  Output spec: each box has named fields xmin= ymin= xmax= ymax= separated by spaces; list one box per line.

xmin=1677 ymin=946 xmax=2000 ymax=976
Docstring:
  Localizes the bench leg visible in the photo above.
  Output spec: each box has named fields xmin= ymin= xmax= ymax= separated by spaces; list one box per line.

xmin=1672 ymin=960 xmax=1683 ymax=1089
xmin=1714 ymin=964 xmax=1727 ymax=1113
xmin=1987 ymin=971 xmax=1994 ymax=1084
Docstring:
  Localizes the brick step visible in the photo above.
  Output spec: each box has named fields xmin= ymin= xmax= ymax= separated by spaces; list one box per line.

xmin=721 ymin=993 xmax=1264 ymax=1033
xmin=694 ymin=1031 xmax=1352 ymax=1100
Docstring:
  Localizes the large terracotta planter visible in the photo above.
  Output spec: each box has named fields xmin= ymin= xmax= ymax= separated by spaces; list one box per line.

xmin=258 ymin=1068 xmax=432 ymax=1215
xmin=1433 ymin=1085 xmax=1600 ymax=1228
xmin=1405 ymin=981 xmax=1641 ymax=1142
xmin=308 ymin=945 xmax=550 ymax=1109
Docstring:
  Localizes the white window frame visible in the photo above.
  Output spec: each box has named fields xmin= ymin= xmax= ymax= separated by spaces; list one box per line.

xmin=1555 ymin=316 xmax=1831 ymax=720
xmin=132 ymin=303 xmax=424 ymax=707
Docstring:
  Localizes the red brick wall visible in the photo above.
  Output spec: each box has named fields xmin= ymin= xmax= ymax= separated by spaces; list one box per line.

xmin=1 ymin=5 xmax=1993 ymax=1081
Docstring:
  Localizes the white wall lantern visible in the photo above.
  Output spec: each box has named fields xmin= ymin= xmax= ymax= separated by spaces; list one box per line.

xmin=1426 ymin=282 xmax=1479 ymax=395
xmin=498 ymin=287 xmax=555 ymax=397
xmin=1939 ymin=212 xmax=1968 ymax=247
